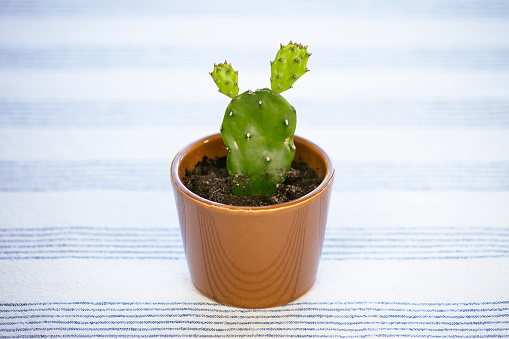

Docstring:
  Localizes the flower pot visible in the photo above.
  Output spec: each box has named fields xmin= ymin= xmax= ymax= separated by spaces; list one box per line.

xmin=170 ymin=133 xmax=334 ymax=309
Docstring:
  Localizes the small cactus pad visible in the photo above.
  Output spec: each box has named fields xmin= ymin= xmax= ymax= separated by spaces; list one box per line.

xmin=270 ymin=41 xmax=310 ymax=95
xmin=210 ymin=61 xmax=239 ymax=99
xmin=221 ymin=88 xmax=297 ymax=196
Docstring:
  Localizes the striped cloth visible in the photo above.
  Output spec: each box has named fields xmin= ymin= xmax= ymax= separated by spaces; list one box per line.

xmin=1 ymin=0 xmax=509 ymax=337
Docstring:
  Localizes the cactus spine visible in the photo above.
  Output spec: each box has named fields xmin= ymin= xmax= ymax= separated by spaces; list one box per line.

xmin=212 ymin=42 xmax=310 ymax=197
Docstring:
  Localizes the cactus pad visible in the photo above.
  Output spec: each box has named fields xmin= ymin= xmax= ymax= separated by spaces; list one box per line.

xmin=210 ymin=61 xmax=239 ymax=99
xmin=212 ymin=42 xmax=310 ymax=198
xmin=220 ymin=88 xmax=297 ymax=196
xmin=270 ymin=41 xmax=310 ymax=95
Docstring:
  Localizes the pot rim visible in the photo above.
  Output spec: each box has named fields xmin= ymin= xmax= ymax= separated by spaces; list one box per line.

xmin=171 ymin=133 xmax=335 ymax=212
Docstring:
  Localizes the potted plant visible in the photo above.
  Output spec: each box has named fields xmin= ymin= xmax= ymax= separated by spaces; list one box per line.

xmin=170 ymin=42 xmax=335 ymax=309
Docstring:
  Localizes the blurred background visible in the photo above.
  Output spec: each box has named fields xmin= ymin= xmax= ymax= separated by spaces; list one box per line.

xmin=1 ymin=0 xmax=508 ymax=226
xmin=1 ymin=0 xmax=509 ymax=336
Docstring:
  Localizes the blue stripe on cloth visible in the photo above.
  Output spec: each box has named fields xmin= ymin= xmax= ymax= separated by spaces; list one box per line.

xmin=1 ymin=47 xmax=508 ymax=70
xmin=1 ymin=227 xmax=508 ymax=261
xmin=1 ymin=161 xmax=507 ymax=192
xmin=1 ymin=329 xmax=507 ymax=335
xmin=333 ymin=162 xmax=509 ymax=191
xmin=2 ymin=320 xmax=508 ymax=326
xmin=0 ymin=302 xmax=508 ymax=338
xmin=1 ymin=100 xmax=508 ymax=128
xmin=0 ymin=100 xmax=220 ymax=127
xmin=0 ymin=0 xmax=508 ymax=18
xmin=2 ymin=301 xmax=509 ymax=314
xmin=0 ymin=335 xmax=507 ymax=338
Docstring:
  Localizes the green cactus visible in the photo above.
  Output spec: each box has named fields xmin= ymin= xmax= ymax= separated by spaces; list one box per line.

xmin=271 ymin=42 xmax=311 ymax=94
xmin=212 ymin=42 xmax=310 ymax=196
xmin=209 ymin=61 xmax=239 ymax=99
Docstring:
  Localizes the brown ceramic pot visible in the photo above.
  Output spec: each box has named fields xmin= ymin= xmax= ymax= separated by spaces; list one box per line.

xmin=170 ymin=133 xmax=334 ymax=309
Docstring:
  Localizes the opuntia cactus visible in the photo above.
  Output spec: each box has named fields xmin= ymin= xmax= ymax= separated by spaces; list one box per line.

xmin=211 ymin=41 xmax=310 ymax=196
xmin=271 ymin=42 xmax=311 ymax=94
xmin=210 ymin=61 xmax=239 ymax=99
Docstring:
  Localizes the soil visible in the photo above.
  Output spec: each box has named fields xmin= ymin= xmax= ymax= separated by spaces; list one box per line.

xmin=184 ymin=156 xmax=324 ymax=207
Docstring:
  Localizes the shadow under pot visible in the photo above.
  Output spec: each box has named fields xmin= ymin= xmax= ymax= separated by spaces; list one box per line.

xmin=170 ymin=133 xmax=335 ymax=309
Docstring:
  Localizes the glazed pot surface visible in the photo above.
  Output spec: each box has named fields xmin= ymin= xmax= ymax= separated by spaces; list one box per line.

xmin=171 ymin=134 xmax=334 ymax=308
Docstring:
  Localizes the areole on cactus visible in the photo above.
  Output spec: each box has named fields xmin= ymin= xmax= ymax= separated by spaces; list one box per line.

xmin=211 ymin=41 xmax=311 ymax=196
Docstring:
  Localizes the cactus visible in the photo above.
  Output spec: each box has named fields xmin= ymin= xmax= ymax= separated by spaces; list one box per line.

xmin=212 ymin=42 xmax=310 ymax=196
xmin=271 ymin=42 xmax=311 ymax=94
xmin=210 ymin=61 xmax=239 ymax=99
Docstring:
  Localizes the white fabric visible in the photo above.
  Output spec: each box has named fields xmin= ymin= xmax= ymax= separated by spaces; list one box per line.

xmin=1 ymin=0 xmax=509 ymax=337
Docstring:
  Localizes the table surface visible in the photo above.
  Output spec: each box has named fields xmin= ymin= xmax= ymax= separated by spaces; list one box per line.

xmin=1 ymin=0 xmax=509 ymax=337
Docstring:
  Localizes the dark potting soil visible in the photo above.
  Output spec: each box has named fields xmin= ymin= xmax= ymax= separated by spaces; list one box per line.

xmin=184 ymin=156 xmax=324 ymax=207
